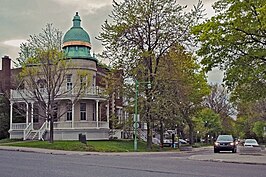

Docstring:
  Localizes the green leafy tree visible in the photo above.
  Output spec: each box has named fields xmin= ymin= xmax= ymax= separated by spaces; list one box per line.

xmin=252 ymin=121 xmax=266 ymax=142
xmin=17 ymin=24 xmax=63 ymax=66
xmin=98 ymin=0 xmax=204 ymax=149
xmin=235 ymin=99 xmax=266 ymax=140
xmin=193 ymin=0 xmax=266 ymax=101
xmin=153 ymin=44 xmax=210 ymax=144
xmin=194 ymin=108 xmax=222 ymax=143
xmin=0 ymin=96 xmax=9 ymax=139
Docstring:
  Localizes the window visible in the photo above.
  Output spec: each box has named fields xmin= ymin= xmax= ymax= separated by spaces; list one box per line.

xmin=116 ymin=91 xmax=120 ymax=99
xmin=37 ymin=79 xmax=46 ymax=93
xmin=33 ymin=105 xmax=39 ymax=123
xmin=92 ymin=103 xmax=96 ymax=121
xmin=66 ymin=106 xmax=72 ymax=121
xmin=80 ymin=103 xmax=86 ymax=120
xmin=66 ymin=74 xmax=72 ymax=91
xmin=92 ymin=75 xmax=96 ymax=87
xmin=80 ymin=76 xmax=86 ymax=89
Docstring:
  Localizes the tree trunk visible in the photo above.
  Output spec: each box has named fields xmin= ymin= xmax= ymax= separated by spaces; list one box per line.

xmin=146 ymin=120 xmax=152 ymax=150
xmin=159 ymin=120 xmax=164 ymax=148
xmin=188 ymin=123 xmax=194 ymax=145
xmin=49 ymin=116 xmax=54 ymax=143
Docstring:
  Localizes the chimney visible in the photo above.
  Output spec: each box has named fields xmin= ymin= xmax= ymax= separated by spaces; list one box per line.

xmin=2 ymin=55 xmax=11 ymax=74
xmin=1 ymin=56 xmax=11 ymax=92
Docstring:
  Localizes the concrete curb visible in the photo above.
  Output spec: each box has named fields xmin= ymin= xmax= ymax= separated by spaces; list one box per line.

xmin=0 ymin=146 xmax=180 ymax=156
xmin=188 ymin=154 xmax=266 ymax=165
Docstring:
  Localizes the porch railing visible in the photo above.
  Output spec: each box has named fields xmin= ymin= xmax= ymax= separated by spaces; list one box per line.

xmin=52 ymin=121 xmax=109 ymax=129
xmin=54 ymin=122 xmax=72 ymax=129
xmin=11 ymin=86 xmax=106 ymax=100
xmin=98 ymin=121 xmax=109 ymax=128
xmin=38 ymin=122 xmax=47 ymax=140
xmin=12 ymin=123 xmax=27 ymax=130
xmin=23 ymin=122 xmax=33 ymax=140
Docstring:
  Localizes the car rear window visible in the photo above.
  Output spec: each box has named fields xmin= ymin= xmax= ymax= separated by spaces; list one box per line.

xmin=217 ymin=135 xmax=233 ymax=141
xmin=245 ymin=139 xmax=257 ymax=143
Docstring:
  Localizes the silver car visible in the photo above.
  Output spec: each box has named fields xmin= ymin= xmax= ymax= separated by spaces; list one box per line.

xmin=244 ymin=139 xmax=259 ymax=147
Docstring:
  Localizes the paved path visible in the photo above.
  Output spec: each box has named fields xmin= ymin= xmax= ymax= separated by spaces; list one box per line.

xmin=0 ymin=145 xmax=265 ymax=165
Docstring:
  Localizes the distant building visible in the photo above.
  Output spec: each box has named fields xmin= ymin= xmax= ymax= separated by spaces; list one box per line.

xmin=4 ymin=12 xmax=125 ymax=140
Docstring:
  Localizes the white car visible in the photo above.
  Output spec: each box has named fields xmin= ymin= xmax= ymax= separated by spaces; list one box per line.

xmin=244 ymin=139 xmax=259 ymax=147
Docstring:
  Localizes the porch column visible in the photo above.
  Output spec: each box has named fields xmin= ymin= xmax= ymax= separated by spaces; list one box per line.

xmin=26 ymin=102 xmax=29 ymax=125
xmin=72 ymin=101 xmax=75 ymax=128
xmin=106 ymin=102 xmax=110 ymax=123
xmin=96 ymin=100 xmax=99 ymax=128
xmin=30 ymin=102 xmax=33 ymax=125
xmin=10 ymin=102 xmax=13 ymax=130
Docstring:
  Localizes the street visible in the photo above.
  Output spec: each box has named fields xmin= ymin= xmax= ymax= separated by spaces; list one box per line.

xmin=0 ymin=149 xmax=265 ymax=177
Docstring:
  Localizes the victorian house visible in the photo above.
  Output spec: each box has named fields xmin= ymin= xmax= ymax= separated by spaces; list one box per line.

xmin=6 ymin=12 xmax=124 ymax=140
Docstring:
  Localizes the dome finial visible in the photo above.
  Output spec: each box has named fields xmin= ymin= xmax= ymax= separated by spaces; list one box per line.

xmin=73 ymin=12 xmax=81 ymax=27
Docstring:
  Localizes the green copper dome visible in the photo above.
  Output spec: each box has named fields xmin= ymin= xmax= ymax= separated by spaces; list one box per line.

xmin=63 ymin=12 xmax=97 ymax=62
xmin=63 ymin=12 xmax=91 ymax=44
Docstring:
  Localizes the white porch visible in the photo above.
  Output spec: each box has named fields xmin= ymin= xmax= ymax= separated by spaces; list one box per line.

xmin=9 ymin=121 xmax=109 ymax=140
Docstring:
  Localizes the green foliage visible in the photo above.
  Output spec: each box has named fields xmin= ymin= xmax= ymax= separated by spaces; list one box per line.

xmin=0 ymin=96 xmax=9 ymax=139
xmin=193 ymin=0 xmax=266 ymax=101
xmin=17 ymin=24 xmax=63 ymax=67
xmin=252 ymin=121 xmax=266 ymax=139
xmin=234 ymin=99 xmax=266 ymax=139
xmin=194 ymin=108 xmax=222 ymax=139
xmin=153 ymin=44 xmax=210 ymax=143
xmin=98 ymin=0 xmax=204 ymax=79
xmin=98 ymin=0 xmax=205 ymax=148
xmin=235 ymin=115 xmax=252 ymax=138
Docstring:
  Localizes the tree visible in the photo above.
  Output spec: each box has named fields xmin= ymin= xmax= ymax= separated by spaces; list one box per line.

xmin=252 ymin=121 xmax=266 ymax=143
xmin=194 ymin=108 xmax=222 ymax=143
xmin=16 ymin=25 xmax=91 ymax=143
xmin=204 ymin=84 xmax=235 ymax=134
xmin=17 ymin=24 xmax=63 ymax=66
xmin=98 ymin=0 xmax=204 ymax=149
xmin=235 ymin=99 xmax=266 ymax=140
xmin=0 ymin=95 xmax=9 ymax=139
xmin=153 ymin=44 xmax=210 ymax=144
xmin=193 ymin=0 xmax=266 ymax=101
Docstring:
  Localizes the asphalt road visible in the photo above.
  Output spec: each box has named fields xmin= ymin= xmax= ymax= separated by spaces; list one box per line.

xmin=0 ymin=150 xmax=265 ymax=177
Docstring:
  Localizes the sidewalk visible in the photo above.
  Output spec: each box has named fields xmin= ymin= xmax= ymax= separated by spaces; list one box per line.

xmin=188 ymin=153 xmax=266 ymax=165
xmin=0 ymin=145 xmax=265 ymax=165
xmin=189 ymin=146 xmax=266 ymax=165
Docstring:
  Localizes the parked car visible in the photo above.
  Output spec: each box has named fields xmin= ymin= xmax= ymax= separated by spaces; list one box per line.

xmin=244 ymin=139 xmax=259 ymax=147
xmin=179 ymin=139 xmax=188 ymax=144
xmin=214 ymin=135 xmax=237 ymax=153
xmin=163 ymin=139 xmax=187 ymax=147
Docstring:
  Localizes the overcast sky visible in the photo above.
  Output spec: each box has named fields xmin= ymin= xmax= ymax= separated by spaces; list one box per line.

xmin=0 ymin=0 xmax=221 ymax=83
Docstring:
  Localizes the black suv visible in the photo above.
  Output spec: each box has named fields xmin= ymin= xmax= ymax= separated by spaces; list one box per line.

xmin=214 ymin=135 xmax=237 ymax=153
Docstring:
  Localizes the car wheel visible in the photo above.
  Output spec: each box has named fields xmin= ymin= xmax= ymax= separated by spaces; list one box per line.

xmin=214 ymin=149 xmax=219 ymax=153
xmin=232 ymin=149 xmax=237 ymax=153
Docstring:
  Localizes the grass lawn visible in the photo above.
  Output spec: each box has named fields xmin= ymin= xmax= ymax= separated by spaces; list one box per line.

xmin=0 ymin=139 xmax=176 ymax=152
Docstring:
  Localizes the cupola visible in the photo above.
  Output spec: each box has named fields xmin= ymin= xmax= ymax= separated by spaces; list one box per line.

xmin=63 ymin=12 xmax=96 ymax=61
